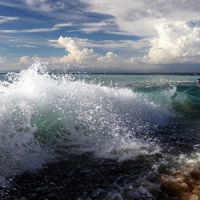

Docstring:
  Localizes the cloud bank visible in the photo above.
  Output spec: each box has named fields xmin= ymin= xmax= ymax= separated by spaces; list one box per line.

xmin=0 ymin=0 xmax=200 ymax=72
xmin=146 ymin=21 xmax=200 ymax=64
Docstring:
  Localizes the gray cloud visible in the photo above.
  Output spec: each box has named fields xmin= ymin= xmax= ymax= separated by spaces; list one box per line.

xmin=81 ymin=0 xmax=200 ymax=36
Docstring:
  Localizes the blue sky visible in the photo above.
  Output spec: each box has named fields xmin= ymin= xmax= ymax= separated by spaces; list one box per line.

xmin=0 ymin=0 xmax=200 ymax=72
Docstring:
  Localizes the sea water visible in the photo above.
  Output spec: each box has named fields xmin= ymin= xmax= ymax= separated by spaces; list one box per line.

xmin=0 ymin=63 xmax=200 ymax=199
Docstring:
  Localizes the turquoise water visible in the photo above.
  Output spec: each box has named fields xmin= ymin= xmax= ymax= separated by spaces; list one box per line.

xmin=85 ymin=74 xmax=200 ymax=116
xmin=0 ymin=63 xmax=200 ymax=199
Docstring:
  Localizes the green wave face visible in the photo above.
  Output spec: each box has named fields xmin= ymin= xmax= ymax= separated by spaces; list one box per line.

xmin=171 ymin=85 xmax=200 ymax=118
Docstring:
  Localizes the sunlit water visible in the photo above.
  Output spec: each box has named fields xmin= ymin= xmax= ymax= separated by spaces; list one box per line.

xmin=1 ymin=63 xmax=200 ymax=199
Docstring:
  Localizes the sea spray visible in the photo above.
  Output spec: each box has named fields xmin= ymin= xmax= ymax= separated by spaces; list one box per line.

xmin=0 ymin=63 xmax=171 ymax=184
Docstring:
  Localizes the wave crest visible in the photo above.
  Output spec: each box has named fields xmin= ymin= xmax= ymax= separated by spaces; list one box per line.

xmin=0 ymin=63 xmax=171 ymax=183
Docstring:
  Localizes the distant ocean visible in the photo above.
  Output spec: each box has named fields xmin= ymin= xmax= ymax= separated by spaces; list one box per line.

xmin=1 ymin=63 xmax=200 ymax=199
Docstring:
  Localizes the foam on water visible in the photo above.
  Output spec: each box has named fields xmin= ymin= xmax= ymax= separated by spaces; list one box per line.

xmin=158 ymin=152 xmax=200 ymax=200
xmin=0 ymin=63 xmax=171 ymax=184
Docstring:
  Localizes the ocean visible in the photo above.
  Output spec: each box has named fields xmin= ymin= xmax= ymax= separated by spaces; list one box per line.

xmin=1 ymin=63 xmax=200 ymax=199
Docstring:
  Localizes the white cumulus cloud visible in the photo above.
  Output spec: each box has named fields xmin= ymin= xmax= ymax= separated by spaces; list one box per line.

xmin=57 ymin=36 xmax=97 ymax=64
xmin=146 ymin=21 xmax=200 ymax=64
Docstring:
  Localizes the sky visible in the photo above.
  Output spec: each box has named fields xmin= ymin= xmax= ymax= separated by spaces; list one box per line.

xmin=0 ymin=0 xmax=200 ymax=73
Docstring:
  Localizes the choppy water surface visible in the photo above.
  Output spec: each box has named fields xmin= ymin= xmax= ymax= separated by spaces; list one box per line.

xmin=0 ymin=63 xmax=200 ymax=199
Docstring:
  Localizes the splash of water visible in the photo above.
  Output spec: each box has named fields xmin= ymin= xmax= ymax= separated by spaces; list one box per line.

xmin=0 ymin=62 xmax=171 ymax=184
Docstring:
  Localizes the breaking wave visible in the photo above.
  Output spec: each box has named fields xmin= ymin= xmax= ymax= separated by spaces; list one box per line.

xmin=0 ymin=63 xmax=171 ymax=184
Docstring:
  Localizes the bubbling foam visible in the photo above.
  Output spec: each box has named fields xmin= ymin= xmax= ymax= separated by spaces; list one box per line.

xmin=0 ymin=63 xmax=170 ymax=183
xmin=159 ymin=153 xmax=200 ymax=200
